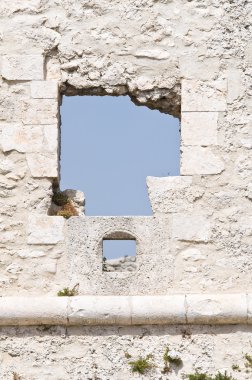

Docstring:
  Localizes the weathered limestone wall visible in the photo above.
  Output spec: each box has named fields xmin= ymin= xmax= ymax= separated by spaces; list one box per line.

xmin=0 ymin=0 xmax=251 ymax=378
xmin=1 ymin=324 xmax=252 ymax=380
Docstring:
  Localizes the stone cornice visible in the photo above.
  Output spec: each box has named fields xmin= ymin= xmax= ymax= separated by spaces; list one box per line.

xmin=0 ymin=293 xmax=249 ymax=326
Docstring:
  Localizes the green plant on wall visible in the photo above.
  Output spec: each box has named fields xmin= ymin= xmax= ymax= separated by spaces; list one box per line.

xmin=187 ymin=372 xmax=236 ymax=380
xmin=187 ymin=374 xmax=211 ymax=380
xmin=245 ymin=353 xmax=252 ymax=369
xmin=231 ymin=364 xmax=240 ymax=372
xmin=128 ymin=354 xmax=154 ymax=374
xmin=52 ymin=191 xmax=78 ymax=219
xmin=57 ymin=283 xmax=79 ymax=296
xmin=214 ymin=372 xmax=236 ymax=380
xmin=162 ymin=346 xmax=182 ymax=373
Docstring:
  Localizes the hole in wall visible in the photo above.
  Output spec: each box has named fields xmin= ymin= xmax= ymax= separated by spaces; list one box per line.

xmin=60 ymin=95 xmax=180 ymax=216
xmin=102 ymin=239 xmax=137 ymax=272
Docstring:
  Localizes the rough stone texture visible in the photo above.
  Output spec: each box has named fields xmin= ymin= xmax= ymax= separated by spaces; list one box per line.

xmin=0 ymin=0 xmax=251 ymax=377
xmin=66 ymin=216 xmax=173 ymax=295
xmin=0 ymin=325 xmax=252 ymax=379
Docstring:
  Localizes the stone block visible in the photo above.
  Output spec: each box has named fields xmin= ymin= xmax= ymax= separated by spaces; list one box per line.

xmin=147 ymin=176 xmax=193 ymax=213
xmin=147 ymin=176 xmax=192 ymax=191
xmin=68 ymin=296 xmax=132 ymax=325
xmin=181 ymin=112 xmax=218 ymax=146
xmin=172 ymin=214 xmax=210 ymax=242
xmin=180 ymin=56 xmax=220 ymax=80
xmin=43 ymin=124 xmax=59 ymax=152
xmin=41 ymin=259 xmax=57 ymax=274
xmin=27 ymin=215 xmax=65 ymax=245
xmin=131 ymin=295 xmax=186 ymax=324
xmin=247 ymin=294 xmax=252 ymax=323
xmin=1 ymin=123 xmax=44 ymax=153
xmin=186 ymin=294 xmax=247 ymax=324
xmin=245 ymin=43 xmax=252 ymax=64
xmin=2 ymin=55 xmax=44 ymax=80
xmin=26 ymin=153 xmax=58 ymax=177
xmin=0 ymin=297 xmax=67 ymax=325
xmin=18 ymin=249 xmax=46 ymax=258
xmin=227 ymin=69 xmax=241 ymax=103
xmin=31 ymin=80 xmax=58 ymax=99
xmin=181 ymin=147 xmax=225 ymax=175
xmin=180 ymin=248 xmax=206 ymax=262
xmin=182 ymin=80 xmax=227 ymax=111
xmin=238 ymin=216 xmax=252 ymax=237
xmin=22 ymin=99 xmax=58 ymax=125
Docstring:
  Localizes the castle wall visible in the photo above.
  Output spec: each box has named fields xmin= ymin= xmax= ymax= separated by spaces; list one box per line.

xmin=0 ymin=0 xmax=251 ymax=378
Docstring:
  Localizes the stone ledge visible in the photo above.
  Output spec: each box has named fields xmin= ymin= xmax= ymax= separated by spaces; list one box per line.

xmin=0 ymin=294 xmax=250 ymax=326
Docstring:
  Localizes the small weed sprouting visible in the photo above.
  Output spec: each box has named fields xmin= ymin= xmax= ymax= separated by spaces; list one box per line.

xmin=162 ymin=346 xmax=182 ymax=373
xmin=52 ymin=190 xmax=78 ymax=219
xmin=57 ymin=201 xmax=78 ymax=219
xmin=57 ymin=283 xmax=79 ymax=297
xmin=187 ymin=374 xmax=211 ymax=380
xmin=187 ymin=372 xmax=236 ymax=380
xmin=52 ymin=192 xmax=69 ymax=206
xmin=214 ymin=372 xmax=236 ymax=380
xmin=231 ymin=364 xmax=240 ymax=372
xmin=128 ymin=354 xmax=154 ymax=374
xmin=245 ymin=353 xmax=252 ymax=369
xmin=57 ymin=209 xmax=74 ymax=219
xmin=124 ymin=351 xmax=132 ymax=359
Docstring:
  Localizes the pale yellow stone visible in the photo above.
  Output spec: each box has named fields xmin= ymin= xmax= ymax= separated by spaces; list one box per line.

xmin=172 ymin=214 xmax=210 ymax=242
xmin=2 ymin=55 xmax=44 ymax=80
xmin=181 ymin=112 xmax=218 ymax=146
xmin=31 ymin=80 xmax=58 ymax=99
xmin=182 ymin=80 xmax=227 ymax=111
xmin=181 ymin=147 xmax=225 ymax=175
xmin=26 ymin=153 xmax=58 ymax=177
xmin=27 ymin=215 xmax=65 ymax=245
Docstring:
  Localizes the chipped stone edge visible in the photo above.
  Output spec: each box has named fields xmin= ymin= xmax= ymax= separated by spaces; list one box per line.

xmin=0 ymin=294 xmax=251 ymax=326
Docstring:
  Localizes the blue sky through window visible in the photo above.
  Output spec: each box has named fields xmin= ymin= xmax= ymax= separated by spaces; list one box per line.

xmin=60 ymin=95 xmax=180 ymax=218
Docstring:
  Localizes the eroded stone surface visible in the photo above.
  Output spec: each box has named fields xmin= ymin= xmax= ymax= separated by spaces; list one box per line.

xmin=0 ymin=0 xmax=251 ymax=376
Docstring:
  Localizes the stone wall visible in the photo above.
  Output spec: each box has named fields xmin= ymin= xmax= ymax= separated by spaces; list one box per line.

xmin=0 ymin=0 xmax=251 ymax=378
xmin=0 ymin=324 xmax=252 ymax=380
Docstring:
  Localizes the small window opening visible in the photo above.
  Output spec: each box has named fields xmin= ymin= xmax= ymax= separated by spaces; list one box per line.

xmin=102 ymin=239 xmax=137 ymax=272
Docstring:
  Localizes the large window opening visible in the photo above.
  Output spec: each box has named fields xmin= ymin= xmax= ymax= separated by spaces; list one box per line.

xmin=60 ymin=95 xmax=180 ymax=216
